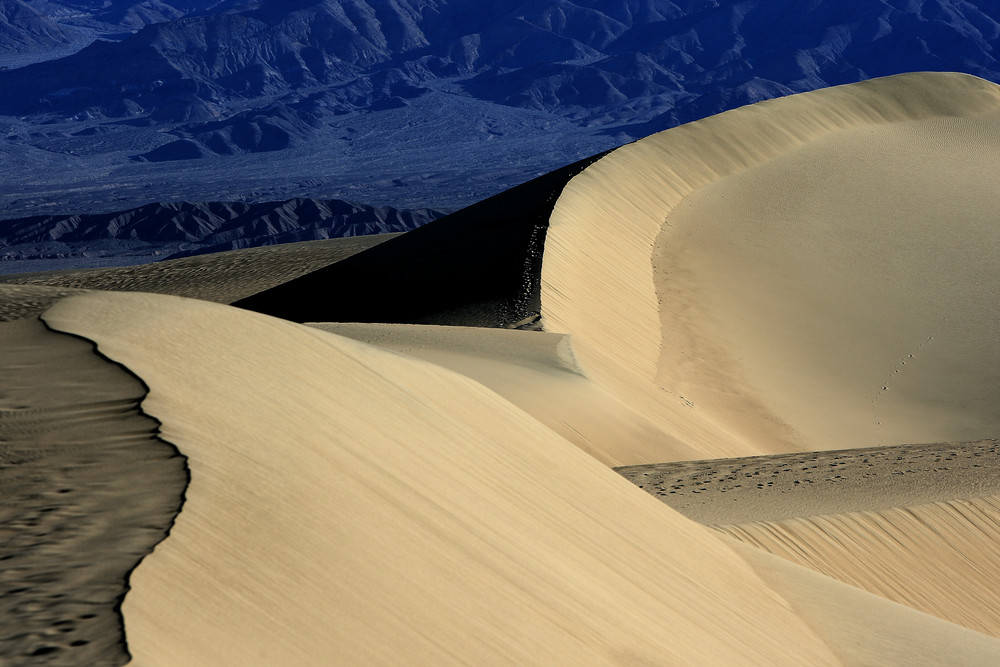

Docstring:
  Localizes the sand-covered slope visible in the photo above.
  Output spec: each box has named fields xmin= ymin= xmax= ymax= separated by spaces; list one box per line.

xmin=0 ymin=234 xmax=399 ymax=304
xmin=620 ymin=442 xmax=1000 ymax=639
xmin=543 ymin=71 xmax=1000 ymax=459
xmin=310 ymin=322 xmax=699 ymax=466
xmin=0 ymin=286 xmax=185 ymax=665
xmin=722 ymin=495 xmax=1000 ymax=638
xmin=43 ymin=290 xmax=846 ymax=665
xmin=41 ymin=290 xmax=1000 ymax=665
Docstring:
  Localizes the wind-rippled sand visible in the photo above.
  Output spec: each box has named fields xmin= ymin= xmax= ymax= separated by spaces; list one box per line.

xmin=619 ymin=441 xmax=1000 ymax=638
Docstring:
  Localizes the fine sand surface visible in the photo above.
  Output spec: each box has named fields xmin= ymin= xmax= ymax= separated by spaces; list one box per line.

xmin=310 ymin=322 xmax=699 ymax=466
xmin=722 ymin=495 xmax=1000 ymax=639
xmin=2 ymin=72 xmax=1000 ymax=664
xmin=40 ymin=290 xmax=1000 ymax=665
xmin=621 ymin=442 xmax=1000 ymax=638
xmin=43 ymin=291 xmax=844 ymax=666
xmin=544 ymin=71 xmax=1000 ymax=460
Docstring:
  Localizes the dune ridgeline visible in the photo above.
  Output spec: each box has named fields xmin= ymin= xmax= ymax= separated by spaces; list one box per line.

xmin=2 ymin=71 xmax=1000 ymax=664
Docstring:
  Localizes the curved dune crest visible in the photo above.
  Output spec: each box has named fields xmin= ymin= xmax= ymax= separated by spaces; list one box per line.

xmin=309 ymin=322 xmax=700 ymax=466
xmin=543 ymin=71 xmax=1000 ymax=459
xmin=43 ymin=291 xmax=843 ymax=665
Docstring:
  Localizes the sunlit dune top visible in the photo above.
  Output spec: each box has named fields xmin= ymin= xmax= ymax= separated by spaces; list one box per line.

xmin=543 ymin=71 xmax=1000 ymax=459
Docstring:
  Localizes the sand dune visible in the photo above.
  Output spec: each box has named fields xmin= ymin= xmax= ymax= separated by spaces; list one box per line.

xmin=736 ymin=541 xmax=1000 ymax=666
xmin=618 ymin=440 xmax=1000 ymax=524
xmin=233 ymin=152 xmax=608 ymax=327
xmin=36 ymin=289 xmax=1000 ymax=665
xmin=622 ymin=442 xmax=1000 ymax=639
xmin=2 ymin=72 xmax=1000 ymax=664
xmin=543 ymin=71 xmax=1000 ymax=460
xmin=43 ymin=291 xmax=844 ymax=665
xmin=310 ymin=322 xmax=698 ymax=465
xmin=722 ymin=495 xmax=1000 ymax=639
xmin=0 ymin=285 xmax=185 ymax=665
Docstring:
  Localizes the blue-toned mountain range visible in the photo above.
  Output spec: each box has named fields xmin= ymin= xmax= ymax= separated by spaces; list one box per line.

xmin=1 ymin=0 xmax=998 ymax=265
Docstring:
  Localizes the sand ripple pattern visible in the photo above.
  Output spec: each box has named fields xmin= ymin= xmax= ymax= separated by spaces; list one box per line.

xmin=717 ymin=496 xmax=1000 ymax=638
xmin=0 ymin=288 xmax=187 ymax=665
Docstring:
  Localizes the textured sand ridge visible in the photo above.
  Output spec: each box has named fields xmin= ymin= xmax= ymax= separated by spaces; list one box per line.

xmin=720 ymin=495 xmax=1000 ymax=638
xmin=621 ymin=441 xmax=1000 ymax=639
xmin=44 ymin=291 xmax=842 ymax=666
xmin=543 ymin=71 xmax=1000 ymax=461
xmin=617 ymin=440 xmax=1000 ymax=524
xmin=310 ymin=322 xmax=699 ymax=466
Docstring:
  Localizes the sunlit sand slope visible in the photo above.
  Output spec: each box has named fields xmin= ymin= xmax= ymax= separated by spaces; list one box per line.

xmin=544 ymin=71 xmax=1000 ymax=459
xmin=43 ymin=292 xmax=842 ymax=665
xmin=621 ymin=441 xmax=1000 ymax=640
xmin=721 ymin=496 xmax=1000 ymax=638
xmin=310 ymin=322 xmax=699 ymax=466
xmin=736 ymin=542 xmax=1000 ymax=667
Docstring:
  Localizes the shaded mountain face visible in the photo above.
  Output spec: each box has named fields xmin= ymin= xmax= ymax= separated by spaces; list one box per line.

xmin=1 ymin=0 xmax=999 ymax=222
xmin=0 ymin=0 xmax=71 ymax=54
xmin=0 ymin=197 xmax=442 ymax=267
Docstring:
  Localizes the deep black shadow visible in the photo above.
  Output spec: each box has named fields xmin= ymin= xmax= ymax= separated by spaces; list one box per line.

xmin=233 ymin=150 xmax=612 ymax=327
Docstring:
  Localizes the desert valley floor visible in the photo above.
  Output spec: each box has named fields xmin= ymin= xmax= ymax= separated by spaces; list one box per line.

xmin=2 ymin=71 xmax=1000 ymax=665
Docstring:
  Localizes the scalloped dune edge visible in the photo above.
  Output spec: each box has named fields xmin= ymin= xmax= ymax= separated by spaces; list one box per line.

xmin=42 ymin=291 xmax=1000 ymax=665
xmin=542 ymin=71 xmax=1000 ymax=460
xmin=43 ymin=291 xmax=835 ymax=665
xmin=24 ymin=72 xmax=1000 ymax=664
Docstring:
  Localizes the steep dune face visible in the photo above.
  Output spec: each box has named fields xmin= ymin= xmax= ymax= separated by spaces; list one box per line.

xmin=720 ymin=495 xmax=1000 ymax=638
xmin=543 ymin=72 xmax=1000 ymax=459
xmin=43 ymin=291 xmax=840 ymax=666
xmin=734 ymin=540 xmax=1000 ymax=667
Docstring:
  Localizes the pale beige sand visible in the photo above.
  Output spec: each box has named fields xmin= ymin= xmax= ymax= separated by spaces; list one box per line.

xmin=309 ymin=322 xmax=698 ymax=465
xmin=41 ymin=291 xmax=1000 ymax=665
xmin=39 ymin=290 xmax=850 ymax=666
xmin=0 ymin=234 xmax=398 ymax=303
xmin=543 ymin=71 xmax=1000 ymax=460
xmin=721 ymin=496 xmax=1000 ymax=639
xmin=620 ymin=440 xmax=1000 ymax=639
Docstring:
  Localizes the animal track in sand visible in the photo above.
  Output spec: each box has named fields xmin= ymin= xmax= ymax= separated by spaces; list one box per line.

xmin=870 ymin=319 xmax=945 ymax=443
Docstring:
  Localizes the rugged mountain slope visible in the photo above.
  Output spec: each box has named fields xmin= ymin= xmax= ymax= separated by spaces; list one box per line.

xmin=5 ymin=0 xmax=997 ymax=123
xmin=0 ymin=198 xmax=440 ymax=266
xmin=1 ymin=0 xmax=998 ymax=229
xmin=0 ymin=0 xmax=70 ymax=54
